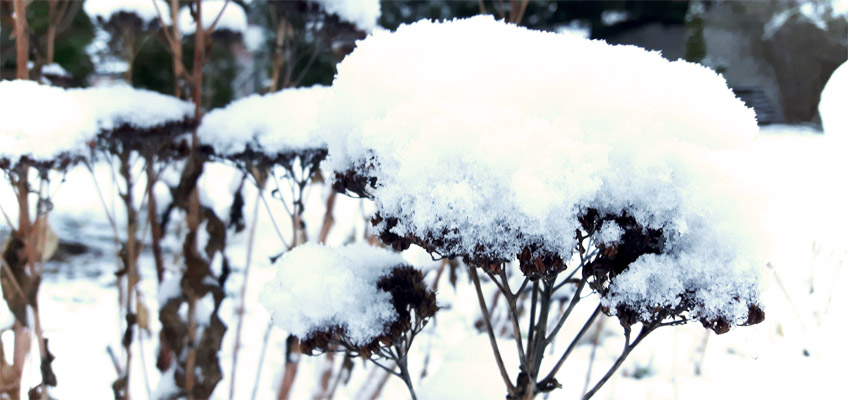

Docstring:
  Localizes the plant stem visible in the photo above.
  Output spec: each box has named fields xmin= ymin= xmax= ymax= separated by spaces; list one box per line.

xmin=542 ymin=305 xmax=602 ymax=383
xmin=582 ymin=324 xmax=656 ymax=400
xmin=229 ymin=187 xmax=263 ymax=400
xmin=469 ymin=266 xmax=515 ymax=392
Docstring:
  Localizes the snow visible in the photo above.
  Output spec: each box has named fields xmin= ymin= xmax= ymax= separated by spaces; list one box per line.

xmin=8 ymin=124 xmax=844 ymax=400
xmin=179 ymin=1 xmax=247 ymax=35
xmin=0 ymin=80 xmax=97 ymax=162
xmin=819 ymin=60 xmax=847 ymax=136
xmin=0 ymin=80 xmax=192 ymax=164
xmin=84 ymin=0 xmax=169 ymax=24
xmin=69 ymin=84 xmax=194 ymax=132
xmin=42 ymin=63 xmax=69 ymax=77
xmin=312 ymin=0 xmax=381 ymax=33
xmin=199 ymin=86 xmax=329 ymax=157
xmin=244 ymin=25 xmax=265 ymax=52
xmin=321 ymin=16 xmax=763 ymax=326
xmin=596 ymin=220 xmax=624 ymax=245
xmin=259 ymin=243 xmax=406 ymax=345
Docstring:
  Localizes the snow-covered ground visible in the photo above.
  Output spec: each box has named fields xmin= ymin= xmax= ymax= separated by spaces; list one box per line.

xmin=0 ymin=123 xmax=843 ymax=399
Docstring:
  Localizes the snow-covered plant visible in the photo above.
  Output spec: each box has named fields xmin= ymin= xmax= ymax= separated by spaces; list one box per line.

xmin=74 ymin=84 xmax=195 ymax=399
xmin=260 ymin=243 xmax=436 ymax=399
xmin=200 ymin=85 xmax=329 ymax=179
xmin=321 ymin=16 xmax=766 ymax=399
xmin=0 ymin=79 xmax=98 ymax=399
xmin=151 ymin=2 xmax=241 ymax=397
xmin=199 ymin=85 xmax=339 ymax=398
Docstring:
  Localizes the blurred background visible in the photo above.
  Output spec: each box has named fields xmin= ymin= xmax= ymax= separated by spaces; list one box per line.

xmin=2 ymin=0 xmax=845 ymax=125
xmin=0 ymin=1 xmax=847 ymax=400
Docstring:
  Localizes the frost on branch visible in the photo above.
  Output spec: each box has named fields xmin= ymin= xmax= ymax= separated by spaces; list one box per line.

xmin=321 ymin=16 xmax=765 ymax=332
xmin=260 ymin=243 xmax=436 ymax=356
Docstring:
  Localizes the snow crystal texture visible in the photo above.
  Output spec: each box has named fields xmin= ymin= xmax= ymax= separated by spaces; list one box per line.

xmin=199 ymin=86 xmax=329 ymax=156
xmin=260 ymin=243 xmax=405 ymax=345
xmin=320 ymin=16 xmax=764 ymax=326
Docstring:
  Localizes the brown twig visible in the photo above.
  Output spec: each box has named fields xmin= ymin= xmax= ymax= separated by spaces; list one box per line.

xmin=469 ymin=265 xmax=515 ymax=393
xmin=582 ymin=323 xmax=658 ymax=400
xmin=228 ymin=185 xmax=263 ymax=400
xmin=13 ymin=0 xmax=28 ymax=80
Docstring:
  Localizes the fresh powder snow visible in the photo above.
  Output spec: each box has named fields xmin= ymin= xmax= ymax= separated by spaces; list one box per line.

xmin=312 ymin=0 xmax=381 ymax=33
xmin=259 ymin=243 xmax=406 ymax=345
xmin=320 ymin=16 xmax=764 ymax=327
xmin=69 ymin=84 xmax=194 ymax=132
xmin=0 ymin=80 xmax=97 ymax=161
xmin=0 ymin=80 xmax=193 ymax=163
xmin=198 ymin=86 xmax=329 ymax=157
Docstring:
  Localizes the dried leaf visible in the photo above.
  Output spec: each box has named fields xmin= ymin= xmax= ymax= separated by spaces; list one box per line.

xmin=136 ymin=298 xmax=150 ymax=333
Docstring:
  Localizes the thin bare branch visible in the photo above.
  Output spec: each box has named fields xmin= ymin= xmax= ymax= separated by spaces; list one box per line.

xmin=469 ymin=266 xmax=516 ymax=392
xmin=542 ymin=305 xmax=602 ymax=384
xmin=546 ymin=277 xmax=589 ymax=344
xmin=582 ymin=323 xmax=657 ymax=400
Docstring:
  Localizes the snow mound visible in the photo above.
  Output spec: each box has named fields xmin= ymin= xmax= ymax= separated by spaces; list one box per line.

xmin=199 ymin=86 xmax=329 ymax=157
xmin=179 ymin=1 xmax=247 ymax=35
xmin=321 ymin=16 xmax=763 ymax=328
xmin=312 ymin=0 xmax=381 ymax=32
xmin=0 ymin=80 xmax=97 ymax=162
xmin=260 ymin=243 xmax=405 ymax=345
xmin=819 ymin=60 xmax=847 ymax=136
xmin=84 ymin=0 xmax=169 ymax=23
xmin=0 ymin=80 xmax=193 ymax=164
xmin=69 ymin=84 xmax=194 ymax=132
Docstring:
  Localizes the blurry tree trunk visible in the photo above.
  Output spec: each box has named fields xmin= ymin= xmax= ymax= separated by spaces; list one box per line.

xmin=13 ymin=0 xmax=28 ymax=79
xmin=46 ymin=0 xmax=57 ymax=64
xmin=270 ymin=19 xmax=284 ymax=92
